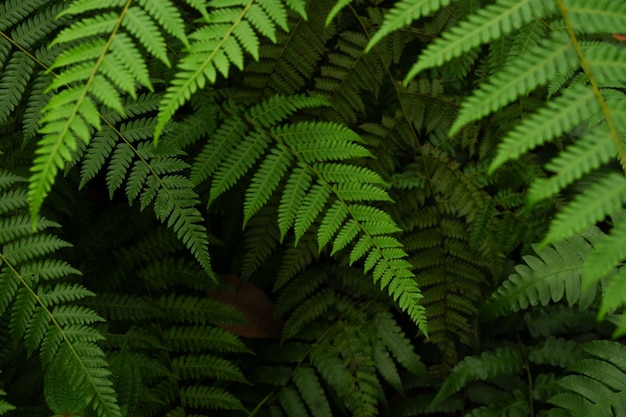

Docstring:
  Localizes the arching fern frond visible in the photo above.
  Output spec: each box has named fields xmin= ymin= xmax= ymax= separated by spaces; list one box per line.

xmin=0 ymin=169 xmax=120 ymax=417
xmin=195 ymin=94 xmax=427 ymax=333
xmin=430 ymin=348 xmax=524 ymax=409
xmin=79 ymin=93 xmax=216 ymax=278
xmin=242 ymin=0 xmax=334 ymax=96
xmin=0 ymin=0 xmax=67 ymax=146
xmin=260 ymin=267 xmax=426 ymax=417
xmin=366 ymin=0 xmax=453 ymax=52
xmin=403 ymin=0 xmax=558 ymax=85
xmin=481 ymin=228 xmax=604 ymax=320
xmin=549 ymin=340 xmax=626 ymax=417
xmin=154 ymin=0 xmax=308 ymax=140
xmin=375 ymin=0 xmax=626 ymax=328
xmin=313 ymin=30 xmax=390 ymax=124
xmin=29 ymin=0 xmax=187 ymax=226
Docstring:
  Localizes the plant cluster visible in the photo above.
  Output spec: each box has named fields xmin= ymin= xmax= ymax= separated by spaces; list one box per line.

xmin=1 ymin=0 xmax=626 ymax=416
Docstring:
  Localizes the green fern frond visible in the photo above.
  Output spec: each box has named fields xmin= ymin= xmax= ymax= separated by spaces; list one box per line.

xmin=29 ymin=0 xmax=187 ymax=226
xmin=482 ymin=231 xmax=601 ymax=320
xmin=282 ymin=288 xmax=334 ymax=340
xmin=191 ymin=95 xmax=426 ymax=331
xmin=313 ymin=31 xmax=388 ymax=124
xmin=524 ymin=305 xmax=597 ymax=338
xmin=179 ymin=385 xmax=245 ymax=411
xmin=278 ymin=385 xmax=309 ymax=417
xmin=529 ymin=336 xmax=583 ymax=368
xmin=527 ymin=126 xmax=614 ymax=203
xmin=374 ymin=312 xmax=428 ymax=377
xmin=406 ymin=0 xmax=557 ymax=84
xmin=172 ymin=354 xmax=247 ymax=382
xmin=293 ymin=367 xmax=333 ymax=417
xmin=275 ymin=232 xmax=319 ymax=290
xmin=431 ymin=348 xmax=524 ymax=409
xmin=549 ymin=340 xmax=626 ymax=417
xmin=154 ymin=0 xmax=308 ymax=140
xmin=0 ymin=52 xmax=35 ymax=124
xmin=275 ymin=268 xmax=327 ymax=315
xmin=241 ymin=203 xmax=280 ymax=279
xmin=0 ymin=170 xmax=120 ymax=417
xmin=76 ymin=92 xmax=216 ymax=278
xmin=453 ymin=32 xmax=577 ymax=137
xmin=159 ymin=294 xmax=248 ymax=326
xmin=243 ymin=0 xmax=332 ymax=96
xmin=163 ymin=325 xmax=250 ymax=353
xmin=542 ymin=173 xmax=626 ymax=245
xmin=366 ymin=0 xmax=452 ymax=52
xmin=489 ymin=84 xmax=598 ymax=173
xmin=566 ymin=0 xmax=626 ymax=33
xmin=583 ymin=212 xmax=626 ymax=287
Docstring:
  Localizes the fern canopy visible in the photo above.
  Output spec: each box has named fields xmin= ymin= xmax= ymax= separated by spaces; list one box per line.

xmin=5 ymin=0 xmax=626 ymax=416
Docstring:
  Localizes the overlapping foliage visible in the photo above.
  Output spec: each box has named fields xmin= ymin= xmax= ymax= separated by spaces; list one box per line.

xmin=1 ymin=0 xmax=626 ymax=416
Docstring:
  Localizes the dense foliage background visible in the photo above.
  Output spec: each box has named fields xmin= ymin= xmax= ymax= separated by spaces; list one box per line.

xmin=2 ymin=0 xmax=626 ymax=416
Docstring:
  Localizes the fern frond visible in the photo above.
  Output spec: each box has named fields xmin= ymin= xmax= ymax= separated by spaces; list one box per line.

xmin=0 ymin=52 xmax=35 ymax=124
xmin=566 ymin=0 xmax=626 ymax=34
xmin=366 ymin=0 xmax=452 ymax=51
xmin=163 ymin=325 xmax=250 ymax=353
xmin=293 ymin=367 xmax=333 ymax=417
xmin=313 ymin=31 xmax=388 ymax=124
xmin=527 ymin=126 xmax=614 ymax=203
xmin=282 ymin=288 xmax=334 ymax=340
xmin=529 ymin=336 xmax=583 ymax=368
xmin=482 ymin=231 xmax=600 ymax=319
xmin=172 ymin=354 xmax=246 ymax=382
xmin=452 ymin=32 xmax=576 ymax=137
xmin=405 ymin=0 xmax=557 ymax=84
xmin=431 ymin=348 xmax=524 ymax=408
xmin=243 ymin=0 xmax=332 ymax=96
xmin=179 ymin=385 xmax=244 ymax=411
xmin=76 ymin=92 xmax=216 ymax=278
xmin=192 ymin=95 xmax=426 ymax=331
xmin=542 ymin=173 xmax=626 ymax=245
xmin=278 ymin=385 xmax=309 ymax=417
xmin=159 ymin=294 xmax=248 ymax=326
xmin=154 ymin=0 xmax=308 ymax=140
xmin=524 ymin=305 xmax=598 ymax=340
xmin=29 ymin=0 xmax=189 ymax=225
xmin=489 ymin=84 xmax=598 ymax=172
xmin=374 ymin=312 xmax=428 ymax=377
xmin=549 ymin=340 xmax=626 ymax=417
xmin=0 ymin=169 xmax=120 ymax=417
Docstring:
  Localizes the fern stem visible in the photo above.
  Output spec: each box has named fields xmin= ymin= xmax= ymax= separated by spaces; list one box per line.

xmin=556 ymin=0 xmax=626 ymax=175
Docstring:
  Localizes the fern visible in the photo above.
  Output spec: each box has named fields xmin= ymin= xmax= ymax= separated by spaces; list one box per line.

xmin=242 ymin=0 xmax=334 ymax=96
xmin=80 ymin=220 xmax=251 ymax=416
xmin=154 ymin=0 xmax=308 ymax=139
xmin=549 ymin=340 xmax=626 ymax=416
xmin=430 ymin=347 xmax=524 ymax=408
xmin=193 ymin=94 xmax=427 ymax=333
xmin=29 ymin=0 xmax=189 ymax=224
xmin=371 ymin=0 xmax=626 ymax=336
xmin=0 ymin=383 xmax=13 ymax=415
xmin=481 ymin=229 xmax=603 ymax=320
xmin=76 ymin=93 xmax=216 ymax=278
xmin=250 ymin=267 xmax=427 ymax=417
xmin=0 ymin=169 xmax=119 ymax=417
